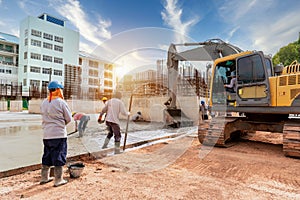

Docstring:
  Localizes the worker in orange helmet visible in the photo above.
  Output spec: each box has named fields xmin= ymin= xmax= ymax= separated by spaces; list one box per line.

xmin=102 ymin=96 xmax=108 ymax=104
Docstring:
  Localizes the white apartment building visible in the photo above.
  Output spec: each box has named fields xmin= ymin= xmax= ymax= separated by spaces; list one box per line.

xmin=18 ymin=13 xmax=79 ymax=95
xmin=0 ymin=32 xmax=19 ymax=84
xmin=79 ymin=51 xmax=115 ymax=99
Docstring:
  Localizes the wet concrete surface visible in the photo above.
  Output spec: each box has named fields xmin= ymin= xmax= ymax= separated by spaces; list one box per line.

xmin=0 ymin=111 xmax=197 ymax=173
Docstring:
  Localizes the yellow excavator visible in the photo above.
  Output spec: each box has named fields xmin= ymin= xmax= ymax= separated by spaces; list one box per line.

xmin=166 ymin=39 xmax=300 ymax=158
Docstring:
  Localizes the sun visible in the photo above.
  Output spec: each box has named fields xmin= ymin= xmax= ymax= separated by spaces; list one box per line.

xmin=115 ymin=65 xmax=130 ymax=80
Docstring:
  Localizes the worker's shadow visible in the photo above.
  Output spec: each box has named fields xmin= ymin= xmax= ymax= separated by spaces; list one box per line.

xmin=14 ymin=177 xmax=72 ymax=198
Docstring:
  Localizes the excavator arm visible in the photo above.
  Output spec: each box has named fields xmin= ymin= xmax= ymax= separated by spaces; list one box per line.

xmin=166 ymin=39 xmax=243 ymax=108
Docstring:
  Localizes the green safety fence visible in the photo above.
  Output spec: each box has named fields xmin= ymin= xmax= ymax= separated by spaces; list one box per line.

xmin=5 ymin=99 xmax=29 ymax=110
xmin=23 ymin=99 xmax=28 ymax=110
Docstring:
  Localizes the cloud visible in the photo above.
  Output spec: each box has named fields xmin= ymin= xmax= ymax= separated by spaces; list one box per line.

xmin=217 ymin=0 xmax=300 ymax=55
xmin=161 ymin=0 xmax=199 ymax=43
xmin=17 ymin=0 xmax=46 ymax=15
xmin=50 ymin=0 xmax=112 ymax=48
xmin=227 ymin=26 xmax=240 ymax=40
xmin=79 ymin=41 xmax=97 ymax=54
xmin=250 ymin=10 xmax=300 ymax=55
xmin=218 ymin=0 xmax=260 ymax=23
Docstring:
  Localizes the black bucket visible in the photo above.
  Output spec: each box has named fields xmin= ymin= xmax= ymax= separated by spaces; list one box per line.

xmin=68 ymin=162 xmax=85 ymax=178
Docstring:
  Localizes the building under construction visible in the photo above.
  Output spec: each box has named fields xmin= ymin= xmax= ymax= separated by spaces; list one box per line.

xmin=64 ymin=64 xmax=82 ymax=99
xmin=117 ymin=59 xmax=208 ymax=98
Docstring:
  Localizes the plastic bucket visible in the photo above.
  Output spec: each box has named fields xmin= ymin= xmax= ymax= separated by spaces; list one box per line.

xmin=68 ymin=162 xmax=85 ymax=178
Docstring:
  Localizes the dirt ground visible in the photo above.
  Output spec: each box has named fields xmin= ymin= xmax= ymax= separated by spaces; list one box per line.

xmin=1 ymin=133 xmax=300 ymax=200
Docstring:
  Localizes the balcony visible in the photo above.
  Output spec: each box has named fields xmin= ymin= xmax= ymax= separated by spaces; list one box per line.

xmin=0 ymin=47 xmax=18 ymax=55
xmin=0 ymin=61 xmax=17 ymax=67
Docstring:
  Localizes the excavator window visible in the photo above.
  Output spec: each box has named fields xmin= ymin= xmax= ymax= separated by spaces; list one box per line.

xmin=211 ymin=63 xmax=232 ymax=104
xmin=237 ymin=54 xmax=265 ymax=84
xmin=265 ymin=58 xmax=273 ymax=77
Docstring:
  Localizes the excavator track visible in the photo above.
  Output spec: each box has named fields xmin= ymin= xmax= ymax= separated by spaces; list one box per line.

xmin=198 ymin=116 xmax=300 ymax=158
xmin=283 ymin=119 xmax=300 ymax=158
xmin=198 ymin=116 xmax=239 ymax=147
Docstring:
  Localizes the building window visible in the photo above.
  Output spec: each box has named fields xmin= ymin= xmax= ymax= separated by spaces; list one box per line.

xmin=0 ymin=69 xmax=4 ymax=73
xmin=42 ymin=68 xmax=51 ymax=74
xmin=5 ymin=45 xmax=13 ymax=52
xmin=43 ymin=42 xmax=53 ymax=50
xmin=54 ymin=36 xmax=63 ymax=43
xmin=25 ymin=29 xmax=28 ymax=37
xmin=54 ymin=69 xmax=62 ymax=76
xmin=30 ymin=53 xmax=41 ymax=60
xmin=31 ymin=29 xmax=41 ymax=37
xmin=89 ymin=69 xmax=98 ymax=77
xmin=30 ymin=79 xmax=40 ymax=87
xmin=24 ymin=65 xmax=27 ymax=73
xmin=54 ymin=57 xmax=63 ymax=64
xmin=42 ymin=81 xmax=49 ymax=87
xmin=24 ymin=38 xmax=28 ymax=46
xmin=54 ymin=45 xmax=63 ymax=52
xmin=79 ymin=58 xmax=82 ymax=65
xmin=24 ymin=52 xmax=28 ymax=59
xmin=43 ymin=55 xmax=52 ymax=62
xmin=104 ymin=80 xmax=113 ymax=87
xmin=43 ymin=33 xmax=53 ymax=41
xmin=23 ymin=79 xmax=27 ymax=86
xmin=89 ymin=60 xmax=99 ymax=68
xmin=31 ymin=39 xmax=41 ymax=47
xmin=30 ymin=66 xmax=41 ymax=73
xmin=5 ymin=69 xmax=12 ymax=74
xmin=104 ymin=64 xmax=113 ymax=71
xmin=88 ymin=78 xmax=99 ymax=86
xmin=104 ymin=71 xmax=113 ymax=79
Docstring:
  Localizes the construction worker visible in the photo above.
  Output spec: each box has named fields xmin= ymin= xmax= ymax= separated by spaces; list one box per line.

xmin=200 ymin=101 xmax=208 ymax=120
xmin=72 ymin=112 xmax=90 ymax=138
xmin=102 ymin=96 xmax=108 ymax=104
xmin=99 ymin=91 xmax=130 ymax=154
xmin=132 ymin=111 xmax=144 ymax=122
xmin=224 ymin=71 xmax=237 ymax=93
xmin=40 ymin=80 xmax=72 ymax=187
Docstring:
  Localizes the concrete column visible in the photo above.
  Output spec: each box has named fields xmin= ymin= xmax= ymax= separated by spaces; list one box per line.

xmin=28 ymin=99 xmax=43 ymax=114
xmin=0 ymin=101 xmax=8 ymax=111
xmin=10 ymin=100 xmax=23 ymax=112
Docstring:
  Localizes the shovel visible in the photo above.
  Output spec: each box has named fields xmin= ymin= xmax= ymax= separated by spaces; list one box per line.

xmin=67 ymin=130 xmax=78 ymax=136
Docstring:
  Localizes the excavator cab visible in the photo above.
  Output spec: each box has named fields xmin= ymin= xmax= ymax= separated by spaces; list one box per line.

xmin=211 ymin=51 xmax=272 ymax=109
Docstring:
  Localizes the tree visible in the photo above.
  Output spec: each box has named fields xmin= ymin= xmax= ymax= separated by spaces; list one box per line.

xmin=272 ymin=41 xmax=300 ymax=66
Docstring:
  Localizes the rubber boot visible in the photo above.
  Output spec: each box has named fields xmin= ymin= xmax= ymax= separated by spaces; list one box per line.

xmin=102 ymin=138 xmax=110 ymax=149
xmin=114 ymin=142 xmax=121 ymax=154
xmin=40 ymin=165 xmax=54 ymax=185
xmin=76 ymin=131 xmax=83 ymax=138
xmin=54 ymin=166 xmax=68 ymax=187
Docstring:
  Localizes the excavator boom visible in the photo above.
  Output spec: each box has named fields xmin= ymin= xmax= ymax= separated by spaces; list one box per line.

xmin=166 ymin=39 xmax=243 ymax=109
xmin=164 ymin=39 xmax=242 ymax=127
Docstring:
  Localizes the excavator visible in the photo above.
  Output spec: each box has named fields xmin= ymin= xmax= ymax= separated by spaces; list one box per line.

xmin=166 ymin=38 xmax=300 ymax=158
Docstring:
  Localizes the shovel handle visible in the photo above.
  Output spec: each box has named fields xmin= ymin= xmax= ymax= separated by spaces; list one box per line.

xmin=67 ymin=130 xmax=78 ymax=136
xmin=123 ymin=94 xmax=133 ymax=151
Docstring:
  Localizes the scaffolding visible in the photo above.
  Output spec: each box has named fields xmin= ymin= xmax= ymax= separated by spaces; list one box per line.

xmin=64 ymin=64 xmax=82 ymax=99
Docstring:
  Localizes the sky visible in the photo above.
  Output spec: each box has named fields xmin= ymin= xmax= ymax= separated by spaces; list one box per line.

xmin=0 ymin=0 xmax=300 ymax=77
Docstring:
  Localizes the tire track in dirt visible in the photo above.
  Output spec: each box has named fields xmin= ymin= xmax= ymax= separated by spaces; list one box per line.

xmin=175 ymin=140 xmax=300 ymax=194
